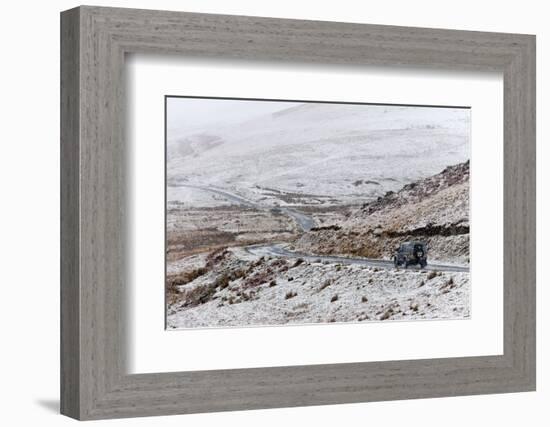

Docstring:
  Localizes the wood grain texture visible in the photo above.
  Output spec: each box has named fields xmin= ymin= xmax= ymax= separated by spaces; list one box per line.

xmin=60 ymin=5 xmax=536 ymax=420
xmin=60 ymin=7 xmax=80 ymax=419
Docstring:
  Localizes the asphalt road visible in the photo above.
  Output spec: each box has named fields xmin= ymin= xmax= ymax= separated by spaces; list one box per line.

xmin=245 ymin=243 xmax=470 ymax=273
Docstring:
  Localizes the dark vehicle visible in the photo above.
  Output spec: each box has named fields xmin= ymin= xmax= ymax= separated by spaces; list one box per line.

xmin=393 ymin=241 xmax=428 ymax=268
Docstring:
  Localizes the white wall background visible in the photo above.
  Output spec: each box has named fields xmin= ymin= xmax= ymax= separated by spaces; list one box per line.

xmin=0 ymin=0 xmax=546 ymax=425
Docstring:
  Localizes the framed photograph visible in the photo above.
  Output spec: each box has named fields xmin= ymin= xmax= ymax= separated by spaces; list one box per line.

xmin=164 ymin=96 xmax=471 ymax=330
xmin=61 ymin=6 xmax=536 ymax=420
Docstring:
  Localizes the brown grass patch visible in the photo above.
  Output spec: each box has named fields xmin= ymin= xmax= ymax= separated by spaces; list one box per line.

xmin=166 ymin=266 xmax=208 ymax=306
xmin=319 ymin=279 xmax=332 ymax=292
xmin=285 ymin=291 xmax=297 ymax=300
xmin=292 ymin=258 xmax=305 ymax=267
xmin=180 ymin=283 xmax=217 ymax=308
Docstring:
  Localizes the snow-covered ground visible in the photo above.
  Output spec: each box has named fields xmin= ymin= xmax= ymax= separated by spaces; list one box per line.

xmin=166 ymin=161 xmax=471 ymax=329
xmin=167 ymin=249 xmax=469 ymax=329
xmin=167 ymin=186 xmax=234 ymax=208
xmin=167 ymin=204 xmax=296 ymax=260
xmin=168 ymin=101 xmax=470 ymax=207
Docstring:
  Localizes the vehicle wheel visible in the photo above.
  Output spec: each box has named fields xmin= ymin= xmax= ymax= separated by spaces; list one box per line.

xmin=393 ymin=257 xmax=398 ymax=268
xmin=420 ymin=261 xmax=427 ymax=269
xmin=404 ymin=260 xmax=408 ymax=269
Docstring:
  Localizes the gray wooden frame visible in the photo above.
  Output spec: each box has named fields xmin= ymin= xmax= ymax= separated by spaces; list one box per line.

xmin=60 ymin=5 xmax=536 ymax=420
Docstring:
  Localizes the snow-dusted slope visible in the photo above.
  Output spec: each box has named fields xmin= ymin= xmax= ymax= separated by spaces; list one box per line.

xmin=294 ymin=161 xmax=470 ymax=264
xmin=167 ymin=102 xmax=470 ymax=206
xmin=166 ymin=248 xmax=470 ymax=329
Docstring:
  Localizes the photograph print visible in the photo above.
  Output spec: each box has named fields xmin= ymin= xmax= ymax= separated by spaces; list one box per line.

xmin=165 ymin=96 xmax=470 ymax=329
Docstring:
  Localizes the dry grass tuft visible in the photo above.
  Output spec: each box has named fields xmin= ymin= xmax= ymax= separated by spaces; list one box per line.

xmin=292 ymin=258 xmax=305 ymax=267
xmin=380 ymin=307 xmax=394 ymax=320
xmin=319 ymin=279 xmax=332 ymax=292
xmin=166 ymin=266 xmax=208 ymax=306
xmin=180 ymin=284 xmax=217 ymax=308
xmin=427 ymin=271 xmax=438 ymax=280
xmin=285 ymin=291 xmax=297 ymax=300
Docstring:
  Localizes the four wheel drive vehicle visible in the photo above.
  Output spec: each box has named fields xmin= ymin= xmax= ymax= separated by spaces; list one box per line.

xmin=393 ymin=241 xmax=428 ymax=268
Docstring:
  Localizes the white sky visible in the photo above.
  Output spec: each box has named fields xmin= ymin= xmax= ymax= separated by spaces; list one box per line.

xmin=166 ymin=97 xmax=298 ymax=134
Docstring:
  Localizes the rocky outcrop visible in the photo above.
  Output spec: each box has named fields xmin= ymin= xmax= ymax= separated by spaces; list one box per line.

xmin=361 ymin=161 xmax=469 ymax=215
xmin=294 ymin=161 xmax=470 ymax=264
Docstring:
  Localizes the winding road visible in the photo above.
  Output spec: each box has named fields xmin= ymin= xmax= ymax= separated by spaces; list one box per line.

xmin=174 ymin=184 xmax=315 ymax=231
xmin=176 ymin=184 xmax=469 ymax=273
xmin=245 ymin=243 xmax=470 ymax=273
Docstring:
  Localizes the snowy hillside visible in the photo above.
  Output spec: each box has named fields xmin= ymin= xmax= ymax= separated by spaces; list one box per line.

xmin=167 ymin=247 xmax=469 ymax=328
xmin=167 ymin=101 xmax=470 ymax=207
xmin=294 ymin=161 xmax=470 ymax=264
